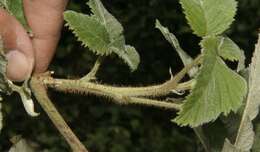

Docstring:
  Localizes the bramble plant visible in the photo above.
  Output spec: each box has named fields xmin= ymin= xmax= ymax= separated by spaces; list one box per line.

xmin=0 ymin=0 xmax=260 ymax=151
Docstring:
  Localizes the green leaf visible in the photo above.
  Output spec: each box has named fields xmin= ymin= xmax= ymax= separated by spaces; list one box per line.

xmin=179 ymin=0 xmax=237 ymax=37
xmin=88 ymin=0 xmax=140 ymax=70
xmin=174 ymin=36 xmax=247 ymax=127
xmin=234 ymin=34 xmax=260 ymax=151
xmin=218 ymin=37 xmax=243 ymax=62
xmin=216 ymin=36 xmax=246 ymax=71
xmin=64 ymin=0 xmax=140 ymax=71
xmin=155 ymin=19 xmax=197 ymax=77
xmin=0 ymin=0 xmax=30 ymax=31
xmin=64 ymin=11 xmax=111 ymax=55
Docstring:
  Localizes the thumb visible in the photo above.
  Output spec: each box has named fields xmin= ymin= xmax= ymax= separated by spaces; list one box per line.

xmin=0 ymin=9 xmax=34 ymax=81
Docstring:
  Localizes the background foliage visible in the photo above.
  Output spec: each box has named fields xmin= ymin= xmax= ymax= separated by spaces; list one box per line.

xmin=1 ymin=0 xmax=260 ymax=151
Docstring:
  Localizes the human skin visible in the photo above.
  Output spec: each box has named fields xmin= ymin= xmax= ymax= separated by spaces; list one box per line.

xmin=0 ymin=0 xmax=68 ymax=81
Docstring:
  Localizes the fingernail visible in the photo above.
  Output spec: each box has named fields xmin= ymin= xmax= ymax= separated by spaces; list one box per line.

xmin=6 ymin=50 xmax=32 ymax=81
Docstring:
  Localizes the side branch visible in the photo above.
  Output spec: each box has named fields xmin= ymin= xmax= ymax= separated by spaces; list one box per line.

xmin=30 ymin=76 xmax=88 ymax=152
xmin=81 ymin=56 xmax=103 ymax=81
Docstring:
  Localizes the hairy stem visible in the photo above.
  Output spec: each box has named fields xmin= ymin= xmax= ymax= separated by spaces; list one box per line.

xmin=126 ymin=97 xmax=181 ymax=110
xmin=44 ymin=77 xmax=181 ymax=110
xmin=30 ymin=75 xmax=88 ymax=152
xmin=43 ymin=54 xmax=202 ymax=98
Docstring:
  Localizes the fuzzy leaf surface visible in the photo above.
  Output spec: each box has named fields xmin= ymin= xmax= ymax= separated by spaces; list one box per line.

xmin=64 ymin=11 xmax=111 ymax=55
xmin=64 ymin=0 xmax=140 ymax=71
xmin=218 ymin=37 xmax=243 ymax=62
xmin=179 ymin=0 xmax=237 ymax=37
xmin=174 ymin=36 xmax=247 ymax=127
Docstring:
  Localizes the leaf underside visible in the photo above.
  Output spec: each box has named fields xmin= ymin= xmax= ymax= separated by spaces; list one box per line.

xmin=233 ymin=34 xmax=260 ymax=151
xmin=222 ymin=139 xmax=242 ymax=152
xmin=244 ymin=34 xmax=260 ymax=121
xmin=252 ymin=124 xmax=260 ymax=151
xmin=179 ymin=0 xmax=237 ymax=37
xmin=155 ymin=20 xmax=193 ymax=66
xmin=9 ymin=138 xmax=35 ymax=152
xmin=155 ymin=19 xmax=198 ymax=77
xmin=175 ymin=36 xmax=247 ymax=127
xmin=234 ymin=115 xmax=254 ymax=151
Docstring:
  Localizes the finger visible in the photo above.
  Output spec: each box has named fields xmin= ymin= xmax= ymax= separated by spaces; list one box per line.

xmin=0 ymin=9 xmax=34 ymax=81
xmin=23 ymin=0 xmax=68 ymax=73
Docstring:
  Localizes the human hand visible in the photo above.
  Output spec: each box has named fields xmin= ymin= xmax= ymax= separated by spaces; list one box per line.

xmin=0 ymin=0 xmax=68 ymax=81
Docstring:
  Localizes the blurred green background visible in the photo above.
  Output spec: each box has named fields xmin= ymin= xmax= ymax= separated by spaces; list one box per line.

xmin=1 ymin=0 xmax=260 ymax=151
